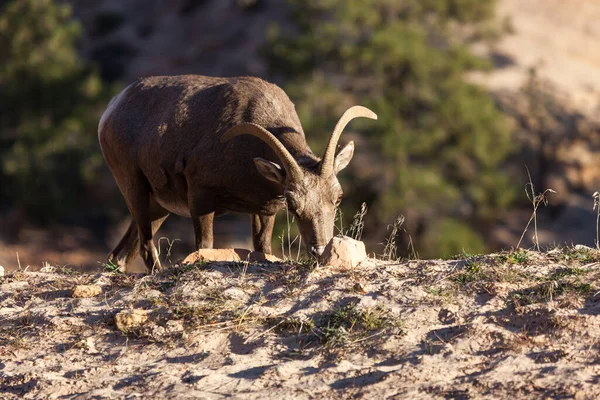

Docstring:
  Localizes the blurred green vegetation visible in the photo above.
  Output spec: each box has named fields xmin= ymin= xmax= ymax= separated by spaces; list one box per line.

xmin=0 ymin=0 xmax=112 ymax=226
xmin=0 ymin=0 xmax=530 ymax=260
xmin=265 ymin=0 xmax=517 ymax=257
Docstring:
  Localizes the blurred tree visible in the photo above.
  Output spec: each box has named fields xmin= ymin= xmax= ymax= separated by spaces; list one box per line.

xmin=0 ymin=0 xmax=111 ymax=235
xmin=265 ymin=0 xmax=516 ymax=257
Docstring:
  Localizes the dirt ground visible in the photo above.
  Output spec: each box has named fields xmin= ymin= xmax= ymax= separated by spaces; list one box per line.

xmin=1 ymin=246 xmax=600 ymax=399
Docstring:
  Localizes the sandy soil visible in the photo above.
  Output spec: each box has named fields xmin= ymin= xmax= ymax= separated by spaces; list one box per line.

xmin=1 ymin=246 xmax=600 ymax=399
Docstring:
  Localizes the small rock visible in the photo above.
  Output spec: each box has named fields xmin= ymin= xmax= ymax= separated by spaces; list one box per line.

xmin=321 ymin=235 xmax=367 ymax=267
xmin=0 ymin=266 xmax=4 ymax=277
xmin=71 ymin=285 xmax=103 ymax=298
xmin=183 ymin=249 xmax=242 ymax=264
xmin=574 ymin=244 xmax=595 ymax=252
xmin=114 ymin=309 xmax=148 ymax=333
xmin=181 ymin=248 xmax=282 ymax=264
xmin=223 ymin=287 xmax=248 ymax=301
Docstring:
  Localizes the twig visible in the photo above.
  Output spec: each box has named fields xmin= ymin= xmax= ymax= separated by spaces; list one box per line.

xmin=516 ymin=167 xmax=555 ymax=250
xmin=157 ymin=237 xmax=181 ymax=264
xmin=15 ymin=252 xmax=27 ymax=271
xmin=244 ymin=320 xmax=284 ymax=344
xmin=348 ymin=330 xmax=385 ymax=345
xmin=286 ymin=208 xmax=292 ymax=258
xmin=381 ymin=216 xmax=405 ymax=261
xmin=407 ymin=234 xmax=418 ymax=260
xmin=593 ymin=192 xmax=600 ymax=249
xmin=344 ymin=202 xmax=368 ymax=240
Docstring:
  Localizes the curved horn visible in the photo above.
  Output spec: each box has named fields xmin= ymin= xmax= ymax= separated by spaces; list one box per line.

xmin=320 ymin=106 xmax=377 ymax=177
xmin=221 ymin=123 xmax=304 ymax=182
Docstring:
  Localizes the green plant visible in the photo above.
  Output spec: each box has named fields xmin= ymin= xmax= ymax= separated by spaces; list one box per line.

xmin=553 ymin=246 xmax=600 ymax=265
xmin=426 ymin=286 xmax=456 ymax=301
xmin=451 ymin=250 xmax=483 ymax=260
xmin=508 ymin=249 xmax=530 ymax=265
xmin=453 ymin=260 xmax=486 ymax=284
xmin=271 ymin=260 xmax=318 ymax=295
xmin=167 ymin=261 xmax=208 ymax=280
xmin=102 ymin=260 xmax=122 ymax=273
xmin=548 ymin=267 xmax=587 ymax=280
xmin=0 ymin=0 xmax=112 ymax=227
xmin=316 ymin=303 xmax=399 ymax=347
xmin=264 ymin=316 xmax=315 ymax=336
xmin=56 ymin=265 xmax=77 ymax=275
xmin=511 ymin=278 xmax=595 ymax=307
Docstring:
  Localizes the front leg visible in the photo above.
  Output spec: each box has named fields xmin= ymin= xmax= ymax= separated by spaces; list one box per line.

xmin=251 ymin=214 xmax=275 ymax=254
xmin=192 ymin=212 xmax=214 ymax=250
xmin=188 ymin=191 xmax=215 ymax=250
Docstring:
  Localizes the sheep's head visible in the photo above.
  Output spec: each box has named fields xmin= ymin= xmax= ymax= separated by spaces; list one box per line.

xmin=222 ymin=106 xmax=377 ymax=257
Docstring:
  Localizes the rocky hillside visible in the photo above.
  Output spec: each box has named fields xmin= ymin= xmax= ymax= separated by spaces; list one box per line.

xmin=2 ymin=246 xmax=600 ymax=398
xmin=68 ymin=0 xmax=285 ymax=82
xmin=69 ymin=0 xmax=600 ymax=112
xmin=490 ymin=0 xmax=600 ymax=113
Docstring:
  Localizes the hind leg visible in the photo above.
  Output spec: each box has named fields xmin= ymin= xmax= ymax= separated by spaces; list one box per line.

xmin=107 ymin=211 xmax=169 ymax=272
xmin=133 ymin=197 xmax=170 ymax=273
xmin=107 ymin=219 xmax=139 ymax=271
xmin=111 ymin=169 xmax=169 ymax=273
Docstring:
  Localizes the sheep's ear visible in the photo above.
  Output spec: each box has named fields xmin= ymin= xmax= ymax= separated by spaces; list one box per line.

xmin=254 ymin=158 xmax=286 ymax=185
xmin=334 ymin=141 xmax=354 ymax=174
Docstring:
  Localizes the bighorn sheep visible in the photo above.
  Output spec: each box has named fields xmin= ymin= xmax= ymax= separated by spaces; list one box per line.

xmin=98 ymin=75 xmax=376 ymax=272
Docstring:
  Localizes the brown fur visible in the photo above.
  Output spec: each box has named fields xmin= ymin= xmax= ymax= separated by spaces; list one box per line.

xmin=99 ymin=75 xmax=357 ymax=272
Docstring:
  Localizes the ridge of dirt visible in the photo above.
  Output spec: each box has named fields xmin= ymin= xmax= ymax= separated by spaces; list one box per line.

xmin=1 ymin=247 xmax=600 ymax=399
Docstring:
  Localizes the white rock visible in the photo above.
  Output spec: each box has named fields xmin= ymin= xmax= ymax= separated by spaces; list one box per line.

xmin=575 ymin=244 xmax=595 ymax=251
xmin=0 ymin=266 xmax=4 ymax=277
xmin=223 ymin=287 xmax=248 ymax=301
xmin=321 ymin=235 xmax=367 ymax=267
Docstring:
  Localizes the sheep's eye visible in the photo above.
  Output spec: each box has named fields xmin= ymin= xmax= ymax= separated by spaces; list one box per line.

xmin=286 ymin=194 xmax=301 ymax=213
